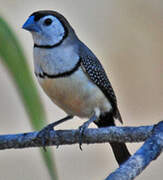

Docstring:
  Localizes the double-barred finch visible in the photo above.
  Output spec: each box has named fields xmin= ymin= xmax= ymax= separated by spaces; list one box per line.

xmin=23 ymin=10 xmax=130 ymax=165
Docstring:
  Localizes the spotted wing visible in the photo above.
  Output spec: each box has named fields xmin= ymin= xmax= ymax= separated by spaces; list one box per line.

xmin=79 ymin=42 xmax=122 ymax=122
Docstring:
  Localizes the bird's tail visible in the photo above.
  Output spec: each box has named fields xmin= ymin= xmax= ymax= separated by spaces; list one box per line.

xmin=94 ymin=112 xmax=131 ymax=165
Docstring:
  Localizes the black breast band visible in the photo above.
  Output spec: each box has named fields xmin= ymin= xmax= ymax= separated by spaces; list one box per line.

xmin=35 ymin=59 xmax=81 ymax=78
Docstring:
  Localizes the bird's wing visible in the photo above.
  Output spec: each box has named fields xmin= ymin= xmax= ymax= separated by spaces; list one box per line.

xmin=79 ymin=41 xmax=122 ymax=123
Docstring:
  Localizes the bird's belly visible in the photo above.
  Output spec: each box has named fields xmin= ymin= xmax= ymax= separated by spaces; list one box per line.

xmin=38 ymin=67 xmax=111 ymax=117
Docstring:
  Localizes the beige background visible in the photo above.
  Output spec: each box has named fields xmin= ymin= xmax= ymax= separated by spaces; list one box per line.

xmin=0 ymin=0 xmax=162 ymax=179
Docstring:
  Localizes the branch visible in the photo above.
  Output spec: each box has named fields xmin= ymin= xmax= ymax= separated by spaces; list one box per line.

xmin=0 ymin=124 xmax=154 ymax=150
xmin=0 ymin=121 xmax=162 ymax=180
xmin=105 ymin=121 xmax=163 ymax=180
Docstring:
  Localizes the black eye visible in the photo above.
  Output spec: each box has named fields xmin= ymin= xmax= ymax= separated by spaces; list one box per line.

xmin=44 ymin=18 xmax=52 ymax=26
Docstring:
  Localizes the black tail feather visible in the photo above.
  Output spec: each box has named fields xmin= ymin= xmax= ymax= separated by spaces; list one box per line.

xmin=94 ymin=112 xmax=131 ymax=165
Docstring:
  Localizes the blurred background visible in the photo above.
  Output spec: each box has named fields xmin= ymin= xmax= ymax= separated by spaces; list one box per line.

xmin=0 ymin=0 xmax=162 ymax=179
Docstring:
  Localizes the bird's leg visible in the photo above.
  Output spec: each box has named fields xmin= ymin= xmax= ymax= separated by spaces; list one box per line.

xmin=79 ymin=113 xmax=98 ymax=150
xmin=37 ymin=115 xmax=73 ymax=151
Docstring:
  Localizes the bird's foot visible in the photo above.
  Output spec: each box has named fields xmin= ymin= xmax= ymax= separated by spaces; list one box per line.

xmin=79 ymin=122 xmax=88 ymax=150
xmin=78 ymin=114 xmax=97 ymax=150
xmin=37 ymin=123 xmax=55 ymax=151
xmin=37 ymin=115 xmax=73 ymax=151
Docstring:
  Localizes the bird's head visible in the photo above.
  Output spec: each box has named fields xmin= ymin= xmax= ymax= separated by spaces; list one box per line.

xmin=22 ymin=10 xmax=76 ymax=46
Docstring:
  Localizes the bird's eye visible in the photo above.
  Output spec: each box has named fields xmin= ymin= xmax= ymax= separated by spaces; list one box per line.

xmin=44 ymin=18 xmax=52 ymax=26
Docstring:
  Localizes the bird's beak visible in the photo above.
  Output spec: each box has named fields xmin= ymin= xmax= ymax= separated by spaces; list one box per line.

xmin=22 ymin=16 xmax=40 ymax=32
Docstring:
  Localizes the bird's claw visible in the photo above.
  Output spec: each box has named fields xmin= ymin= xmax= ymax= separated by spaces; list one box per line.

xmin=37 ymin=124 xmax=55 ymax=151
xmin=78 ymin=124 xmax=87 ymax=150
xmin=78 ymin=114 xmax=97 ymax=150
xmin=37 ymin=116 xmax=73 ymax=151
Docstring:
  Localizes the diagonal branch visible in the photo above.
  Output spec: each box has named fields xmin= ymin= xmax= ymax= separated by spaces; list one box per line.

xmin=105 ymin=121 xmax=163 ymax=180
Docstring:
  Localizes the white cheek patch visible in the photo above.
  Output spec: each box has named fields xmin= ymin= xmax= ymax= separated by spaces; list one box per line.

xmin=52 ymin=17 xmax=65 ymax=37
xmin=32 ymin=15 xmax=66 ymax=46
xmin=43 ymin=16 xmax=65 ymax=45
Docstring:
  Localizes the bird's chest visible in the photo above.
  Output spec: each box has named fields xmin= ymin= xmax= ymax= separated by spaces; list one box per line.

xmin=38 ymin=67 xmax=110 ymax=117
xmin=34 ymin=45 xmax=79 ymax=76
xmin=38 ymin=68 xmax=90 ymax=116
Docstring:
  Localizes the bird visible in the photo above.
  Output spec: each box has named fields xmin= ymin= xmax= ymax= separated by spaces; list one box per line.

xmin=22 ymin=10 xmax=130 ymax=165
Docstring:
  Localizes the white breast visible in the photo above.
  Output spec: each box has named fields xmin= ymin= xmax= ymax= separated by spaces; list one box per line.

xmin=34 ymin=43 xmax=79 ymax=75
xmin=38 ymin=67 xmax=112 ymax=118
